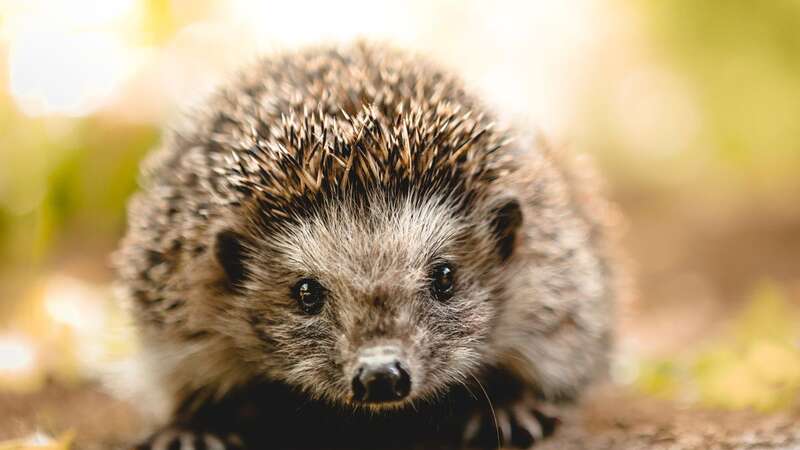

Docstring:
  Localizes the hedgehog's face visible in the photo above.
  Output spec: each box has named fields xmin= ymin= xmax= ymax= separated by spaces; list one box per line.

xmin=215 ymin=193 xmax=522 ymax=410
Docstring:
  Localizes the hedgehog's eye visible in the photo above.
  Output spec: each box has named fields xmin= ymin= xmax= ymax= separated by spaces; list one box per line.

xmin=430 ymin=263 xmax=455 ymax=301
xmin=292 ymin=278 xmax=326 ymax=315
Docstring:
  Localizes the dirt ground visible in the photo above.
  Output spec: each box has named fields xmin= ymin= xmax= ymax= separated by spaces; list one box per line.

xmin=1 ymin=382 xmax=798 ymax=450
xmin=540 ymin=386 xmax=800 ymax=450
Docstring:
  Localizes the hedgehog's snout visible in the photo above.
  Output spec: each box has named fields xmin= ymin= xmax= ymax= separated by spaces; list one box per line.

xmin=350 ymin=345 xmax=411 ymax=404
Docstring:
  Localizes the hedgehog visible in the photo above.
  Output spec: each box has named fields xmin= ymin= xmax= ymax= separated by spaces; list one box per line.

xmin=114 ymin=42 xmax=617 ymax=450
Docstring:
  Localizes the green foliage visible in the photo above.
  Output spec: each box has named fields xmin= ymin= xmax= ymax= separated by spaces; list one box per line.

xmin=0 ymin=116 xmax=157 ymax=266
xmin=635 ymin=282 xmax=800 ymax=411
xmin=634 ymin=360 xmax=681 ymax=399
xmin=640 ymin=0 xmax=800 ymax=188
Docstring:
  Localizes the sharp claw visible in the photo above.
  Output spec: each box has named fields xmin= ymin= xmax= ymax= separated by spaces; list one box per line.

xmin=225 ymin=433 xmax=245 ymax=449
xmin=137 ymin=429 xmax=240 ymax=450
xmin=496 ymin=408 xmax=512 ymax=446
xmin=204 ymin=434 xmax=226 ymax=450
xmin=511 ymin=422 xmax=535 ymax=449
xmin=532 ymin=410 xmax=561 ymax=437
xmin=462 ymin=397 xmax=560 ymax=449
xmin=151 ymin=430 xmax=179 ymax=450
xmin=179 ymin=432 xmax=196 ymax=450
xmin=513 ymin=404 xmax=544 ymax=440
xmin=463 ymin=413 xmax=482 ymax=443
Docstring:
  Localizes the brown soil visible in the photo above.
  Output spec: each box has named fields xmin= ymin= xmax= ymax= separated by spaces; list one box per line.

xmin=1 ymin=383 xmax=798 ymax=450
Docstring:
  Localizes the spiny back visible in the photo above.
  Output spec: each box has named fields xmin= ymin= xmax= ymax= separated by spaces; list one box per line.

xmin=118 ymin=43 xmax=517 ymax=329
xmin=144 ymin=43 xmax=513 ymax=228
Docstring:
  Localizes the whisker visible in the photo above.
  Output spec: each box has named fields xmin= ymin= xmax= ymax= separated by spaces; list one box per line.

xmin=459 ymin=377 xmax=478 ymax=401
xmin=470 ymin=373 xmax=500 ymax=449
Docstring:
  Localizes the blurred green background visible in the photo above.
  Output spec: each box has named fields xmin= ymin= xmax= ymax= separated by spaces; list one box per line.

xmin=0 ymin=0 xmax=799 ymax=438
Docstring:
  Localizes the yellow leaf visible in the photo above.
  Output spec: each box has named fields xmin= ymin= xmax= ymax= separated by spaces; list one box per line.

xmin=0 ymin=431 xmax=74 ymax=450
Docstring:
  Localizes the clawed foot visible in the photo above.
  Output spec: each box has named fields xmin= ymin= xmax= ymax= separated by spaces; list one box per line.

xmin=132 ymin=428 xmax=245 ymax=450
xmin=463 ymin=398 xmax=560 ymax=449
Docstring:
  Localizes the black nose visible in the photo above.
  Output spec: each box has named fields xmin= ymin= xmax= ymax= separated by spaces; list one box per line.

xmin=351 ymin=361 xmax=411 ymax=403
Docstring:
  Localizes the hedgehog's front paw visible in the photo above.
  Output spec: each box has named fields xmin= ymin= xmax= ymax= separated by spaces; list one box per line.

xmin=132 ymin=427 xmax=245 ymax=450
xmin=462 ymin=398 xmax=560 ymax=449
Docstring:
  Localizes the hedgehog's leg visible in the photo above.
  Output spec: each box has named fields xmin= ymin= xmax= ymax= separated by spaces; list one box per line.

xmin=131 ymin=387 xmax=255 ymax=450
xmin=461 ymin=372 xmax=560 ymax=450
xmin=462 ymin=401 xmax=560 ymax=449
xmin=132 ymin=427 xmax=245 ymax=450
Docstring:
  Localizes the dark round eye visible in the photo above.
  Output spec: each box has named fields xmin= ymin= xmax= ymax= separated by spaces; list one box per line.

xmin=430 ymin=264 xmax=455 ymax=301
xmin=291 ymin=278 xmax=326 ymax=315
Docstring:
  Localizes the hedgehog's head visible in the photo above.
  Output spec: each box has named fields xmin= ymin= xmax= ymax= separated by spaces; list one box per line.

xmin=216 ymin=191 xmax=522 ymax=410
xmin=208 ymin=108 xmax=523 ymax=409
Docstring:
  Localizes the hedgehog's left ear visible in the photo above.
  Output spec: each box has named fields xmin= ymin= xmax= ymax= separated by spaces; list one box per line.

xmin=490 ymin=198 xmax=523 ymax=262
xmin=215 ymin=229 xmax=250 ymax=291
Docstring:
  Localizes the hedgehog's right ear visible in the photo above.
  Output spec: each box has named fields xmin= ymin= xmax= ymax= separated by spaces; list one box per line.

xmin=490 ymin=198 xmax=523 ymax=262
xmin=215 ymin=229 xmax=250 ymax=291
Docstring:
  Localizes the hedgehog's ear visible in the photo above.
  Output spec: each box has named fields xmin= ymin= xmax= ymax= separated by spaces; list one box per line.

xmin=490 ymin=198 xmax=523 ymax=262
xmin=215 ymin=229 xmax=250 ymax=291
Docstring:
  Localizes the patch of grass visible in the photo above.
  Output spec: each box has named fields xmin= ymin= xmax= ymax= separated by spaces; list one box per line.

xmin=635 ymin=281 xmax=800 ymax=411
